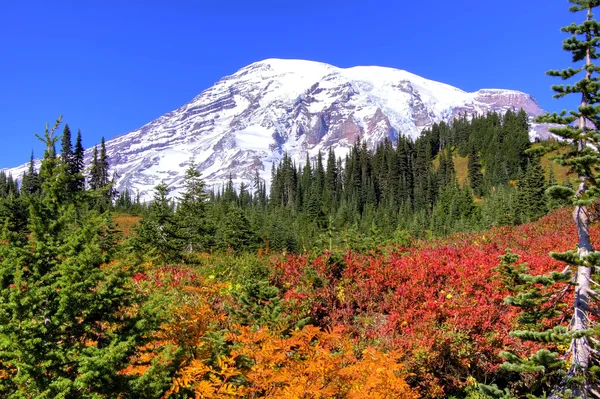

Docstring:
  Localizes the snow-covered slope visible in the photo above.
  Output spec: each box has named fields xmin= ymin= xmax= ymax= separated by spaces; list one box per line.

xmin=4 ymin=59 xmax=550 ymax=201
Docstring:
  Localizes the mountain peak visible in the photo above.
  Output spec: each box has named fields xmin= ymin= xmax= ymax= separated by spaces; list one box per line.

xmin=3 ymin=59 xmax=548 ymax=201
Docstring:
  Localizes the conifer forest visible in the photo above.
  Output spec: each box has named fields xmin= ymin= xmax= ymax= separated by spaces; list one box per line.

xmin=4 ymin=1 xmax=600 ymax=398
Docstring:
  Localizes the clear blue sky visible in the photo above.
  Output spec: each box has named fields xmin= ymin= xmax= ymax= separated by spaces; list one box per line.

xmin=0 ymin=0 xmax=579 ymax=168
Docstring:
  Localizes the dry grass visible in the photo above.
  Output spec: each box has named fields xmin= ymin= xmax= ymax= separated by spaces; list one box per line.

xmin=540 ymin=149 xmax=572 ymax=184
xmin=432 ymin=153 xmax=469 ymax=187
xmin=113 ymin=214 xmax=141 ymax=237
xmin=452 ymin=155 xmax=469 ymax=187
xmin=433 ymin=146 xmax=573 ymax=188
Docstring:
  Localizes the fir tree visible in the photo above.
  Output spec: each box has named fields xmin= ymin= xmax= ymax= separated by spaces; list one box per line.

xmin=176 ymin=161 xmax=212 ymax=253
xmin=133 ymin=182 xmax=182 ymax=262
xmin=99 ymin=136 xmax=109 ymax=188
xmin=226 ymin=280 xmax=309 ymax=334
xmin=468 ymin=150 xmax=485 ymax=197
xmin=21 ymin=151 xmax=41 ymax=197
xmin=215 ymin=205 xmax=258 ymax=252
xmin=60 ymin=123 xmax=73 ymax=165
xmin=0 ymin=117 xmax=167 ymax=398
xmin=72 ymin=129 xmax=85 ymax=192
xmin=499 ymin=2 xmax=600 ymax=397
xmin=516 ymin=157 xmax=547 ymax=223
xmin=89 ymin=145 xmax=101 ymax=190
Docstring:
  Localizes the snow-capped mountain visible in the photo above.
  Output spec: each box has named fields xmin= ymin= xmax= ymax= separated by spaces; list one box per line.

xmin=4 ymin=59 xmax=550 ymax=201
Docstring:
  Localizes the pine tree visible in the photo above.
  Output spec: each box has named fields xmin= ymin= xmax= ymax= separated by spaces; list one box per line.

xmin=0 ymin=117 xmax=167 ymax=398
xmin=215 ymin=205 xmax=258 ymax=252
xmin=176 ymin=161 xmax=211 ymax=253
xmin=499 ymin=2 xmax=600 ymax=397
xmin=516 ymin=157 xmax=547 ymax=223
xmin=87 ymin=138 xmax=112 ymax=210
xmin=468 ymin=150 xmax=485 ymax=197
xmin=133 ymin=182 xmax=182 ymax=262
xmin=115 ymin=188 xmax=133 ymax=211
xmin=89 ymin=145 xmax=101 ymax=190
xmin=20 ymin=151 xmax=41 ymax=197
xmin=480 ymin=184 xmax=518 ymax=228
xmin=99 ymin=136 xmax=109 ymax=188
xmin=72 ymin=129 xmax=85 ymax=192
xmin=226 ymin=280 xmax=308 ymax=334
xmin=222 ymin=174 xmax=238 ymax=204
xmin=238 ymin=182 xmax=252 ymax=208
xmin=60 ymin=123 xmax=73 ymax=165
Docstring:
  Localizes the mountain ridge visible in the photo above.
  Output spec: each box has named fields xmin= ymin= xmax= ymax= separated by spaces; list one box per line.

xmin=4 ymin=58 xmax=551 ymax=201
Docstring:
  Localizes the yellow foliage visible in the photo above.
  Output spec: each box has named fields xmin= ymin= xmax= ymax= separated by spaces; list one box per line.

xmin=128 ymin=271 xmax=418 ymax=398
xmin=167 ymin=324 xmax=418 ymax=399
xmin=123 ymin=273 xmax=229 ymax=379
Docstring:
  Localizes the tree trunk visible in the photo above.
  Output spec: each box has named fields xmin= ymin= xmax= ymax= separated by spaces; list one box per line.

xmin=558 ymin=7 xmax=596 ymax=397
xmin=571 ymin=203 xmax=593 ymax=398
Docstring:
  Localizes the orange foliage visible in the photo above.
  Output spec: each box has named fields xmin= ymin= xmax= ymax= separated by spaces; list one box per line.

xmin=0 ymin=360 xmax=14 ymax=381
xmin=113 ymin=214 xmax=141 ymax=237
xmin=168 ymin=324 xmax=418 ymax=399
xmin=122 ymin=267 xmax=229 ymax=379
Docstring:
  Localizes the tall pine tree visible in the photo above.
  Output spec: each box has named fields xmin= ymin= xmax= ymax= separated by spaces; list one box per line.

xmin=0 ymin=117 xmax=167 ymax=398
xmin=498 ymin=2 xmax=600 ymax=397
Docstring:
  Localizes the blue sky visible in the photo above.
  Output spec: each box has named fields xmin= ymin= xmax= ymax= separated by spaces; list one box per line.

xmin=0 ymin=0 xmax=578 ymax=168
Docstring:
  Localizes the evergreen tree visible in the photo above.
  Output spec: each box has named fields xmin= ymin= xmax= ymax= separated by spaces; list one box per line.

xmin=88 ymin=138 xmax=112 ymax=210
xmin=501 ymin=109 xmax=531 ymax=179
xmin=480 ymin=184 xmax=518 ymax=228
xmin=21 ymin=151 xmax=41 ymax=197
xmin=89 ymin=145 xmax=101 ymax=190
xmin=60 ymin=123 xmax=73 ymax=165
xmin=468 ymin=150 xmax=485 ymax=197
xmin=176 ymin=161 xmax=211 ymax=253
xmin=215 ymin=205 xmax=258 ymax=252
xmin=72 ymin=129 xmax=85 ymax=192
xmin=0 ymin=117 xmax=167 ymax=398
xmin=226 ymin=280 xmax=308 ymax=334
xmin=133 ymin=182 xmax=182 ymax=262
xmin=252 ymin=169 xmax=266 ymax=208
xmin=0 ymin=172 xmax=18 ymax=199
xmin=516 ymin=157 xmax=547 ymax=223
xmin=498 ymin=2 xmax=600 ymax=396
xmin=437 ymin=148 xmax=456 ymax=187
xmin=238 ymin=182 xmax=252 ymax=208
xmin=222 ymin=174 xmax=238 ymax=204
xmin=115 ymin=188 xmax=134 ymax=211
xmin=324 ymin=148 xmax=338 ymax=209
xmin=99 ymin=136 xmax=109 ymax=188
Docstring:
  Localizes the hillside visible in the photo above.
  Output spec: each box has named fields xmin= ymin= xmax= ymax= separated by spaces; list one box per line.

xmin=132 ymin=206 xmax=583 ymax=398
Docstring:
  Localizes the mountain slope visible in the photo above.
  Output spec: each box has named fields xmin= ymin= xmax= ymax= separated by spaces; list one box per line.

xmin=5 ymin=59 xmax=549 ymax=201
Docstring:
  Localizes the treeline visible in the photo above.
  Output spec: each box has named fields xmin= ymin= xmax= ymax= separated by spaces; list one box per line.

xmin=0 ymin=109 xmax=567 ymax=257
xmin=118 ymin=108 xmax=570 ymax=259
xmin=0 ymin=122 xmax=143 ymax=234
xmin=0 ymin=112 xmax=575 ymax=398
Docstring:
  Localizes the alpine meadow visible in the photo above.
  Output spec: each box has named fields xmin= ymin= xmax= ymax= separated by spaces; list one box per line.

xmin=4 ymin=0 xmax=600 ymax=398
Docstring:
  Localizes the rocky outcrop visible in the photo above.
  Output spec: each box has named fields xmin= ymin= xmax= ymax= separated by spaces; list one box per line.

xmin=3 ymin=58 xmax=551 ymax=201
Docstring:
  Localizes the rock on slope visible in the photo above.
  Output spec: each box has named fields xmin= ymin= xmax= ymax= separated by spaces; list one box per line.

xmin=5 ymin=58 xmax=549 ymax=201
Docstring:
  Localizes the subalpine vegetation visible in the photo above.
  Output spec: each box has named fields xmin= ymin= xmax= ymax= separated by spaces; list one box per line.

xmin=111 ymin=108 xmax=564 ymax=259
xmin=0 ymin=88 xmax=575 ymax=399
xmin=2 ymin=1 xmax=600 ymax=398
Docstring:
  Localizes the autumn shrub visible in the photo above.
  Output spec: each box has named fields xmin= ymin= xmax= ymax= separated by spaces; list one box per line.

xmin=131 ymin=264 xmax=417 ymax=399
xmin=113 ymin=212 xmax=141 ymax=236
xmin=168 ymin=324 xmax=419 ymax=399
xmin=188 ymin=252 xmax=271 ymax=283
xmin=269 ymin=208 xmax=585 ymax=397
xmin=124 ymin=208 xmax=587 ymax=398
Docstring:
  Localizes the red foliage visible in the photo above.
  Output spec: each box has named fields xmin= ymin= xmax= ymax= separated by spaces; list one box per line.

xmin=270 ymin=209 xmax=590 ymax=397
